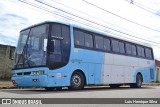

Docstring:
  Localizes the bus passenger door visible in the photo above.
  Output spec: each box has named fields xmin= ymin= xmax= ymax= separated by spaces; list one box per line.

xmin=88 ymin=64 xmax=95 ymax=84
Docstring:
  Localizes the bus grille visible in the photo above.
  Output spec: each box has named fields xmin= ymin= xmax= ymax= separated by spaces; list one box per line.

xmin=150 ymin=69 xmax=154 ymax=80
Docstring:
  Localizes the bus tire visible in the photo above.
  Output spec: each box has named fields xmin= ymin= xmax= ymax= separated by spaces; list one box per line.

xmin=130 ymin=74 xmax=143 ymax=88
xmin=109 ymin=84 xmax=121 ymax=88
xmin=70 ymin=72 xmax=84 ymax=90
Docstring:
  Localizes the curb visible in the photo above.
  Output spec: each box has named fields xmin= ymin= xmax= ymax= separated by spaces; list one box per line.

xmin=143 ymin=83 xmax=160 ymax=86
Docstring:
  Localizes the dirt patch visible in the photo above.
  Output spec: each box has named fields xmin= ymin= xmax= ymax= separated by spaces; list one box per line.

xmin=0 ymin=80 xmax=14 ymax=89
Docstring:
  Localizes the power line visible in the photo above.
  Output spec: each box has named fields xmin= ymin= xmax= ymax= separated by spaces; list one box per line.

xmin=16 ymin=1 xmax=112 ymax=32
xmin=10 ymin=0 xmax=59 ymax=20
xmin=35 ymin=0 xmax=160 ymax=44
xmin=50 ymin=0 xmax=157 ymax=43
xmin=17 ymin=0 xmax=160 ymax=46
xmin=82 ymin=0 xmax=160 ymax=33
xmin=126 ymin=0 xmax=160 ymax=16
xmin=51 ymin=0 xmax=127 ymax=31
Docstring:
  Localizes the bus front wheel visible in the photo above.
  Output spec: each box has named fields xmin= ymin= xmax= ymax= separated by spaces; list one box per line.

xmin=70 ymin=72 xmax=84 ymax=90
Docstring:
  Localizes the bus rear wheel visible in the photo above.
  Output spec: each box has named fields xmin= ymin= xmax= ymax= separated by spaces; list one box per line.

xmin=70 ymin=72 xmax=84 ymax=90
xmin=130 ymin=74 xmax=143 ymax=88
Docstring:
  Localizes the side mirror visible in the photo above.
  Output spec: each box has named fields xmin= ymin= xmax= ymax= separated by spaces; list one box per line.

xmin=43 ymin=39 xmax=47 ymax=51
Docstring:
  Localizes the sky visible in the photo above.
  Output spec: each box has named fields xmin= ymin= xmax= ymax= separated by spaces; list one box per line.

xmin=0 ymin=0 xmax=160 ymax=60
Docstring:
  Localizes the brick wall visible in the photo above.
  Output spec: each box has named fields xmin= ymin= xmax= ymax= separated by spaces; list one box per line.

xmin=0 ymin=44 xmax=15 ymax=79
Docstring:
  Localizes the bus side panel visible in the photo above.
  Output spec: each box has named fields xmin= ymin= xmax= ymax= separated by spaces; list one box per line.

xmin=47 ymin=63 xmax=83 ymax=87
xmin=72 ymin=48 xmax=104 ymax=85
xmin=133 ymin=64 xmax=156 ymax=83
xmin=102 ymin=53 xmax=156 ymax=84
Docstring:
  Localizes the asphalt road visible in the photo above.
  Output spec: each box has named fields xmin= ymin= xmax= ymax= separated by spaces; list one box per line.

xmin=0 ymin=86 xmax=160 ymax=107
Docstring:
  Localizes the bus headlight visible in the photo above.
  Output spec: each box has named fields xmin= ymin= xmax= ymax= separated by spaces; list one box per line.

xmin=31 ymin=70 xmax=45 ymax=75
xmin=39 ymin=70 xmax=45 ymax=75
xmin=12 ymin=73 xmax=16 ymax=77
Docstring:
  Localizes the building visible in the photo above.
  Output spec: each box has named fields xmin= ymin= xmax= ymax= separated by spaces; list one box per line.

xmin=155 ymin=60 xmax=160 ymax=82
xmin=0 ymin=44 xmax=15 ymax=79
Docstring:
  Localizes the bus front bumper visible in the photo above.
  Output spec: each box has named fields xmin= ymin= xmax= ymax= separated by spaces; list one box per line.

xmin=11 ymin=75 xmax=48 ymax=87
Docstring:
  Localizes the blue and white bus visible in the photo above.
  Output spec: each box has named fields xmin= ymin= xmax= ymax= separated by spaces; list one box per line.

xmin=11 ymin=21 xmax=156 ymax=90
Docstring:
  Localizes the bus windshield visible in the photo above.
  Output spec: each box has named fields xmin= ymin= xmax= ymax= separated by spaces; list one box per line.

xmin=14 ymin=24 xmax=49 ymax=69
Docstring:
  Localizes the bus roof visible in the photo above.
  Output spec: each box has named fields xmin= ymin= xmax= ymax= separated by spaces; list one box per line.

xmin=21 ymin=20 xmax=152 ymax=48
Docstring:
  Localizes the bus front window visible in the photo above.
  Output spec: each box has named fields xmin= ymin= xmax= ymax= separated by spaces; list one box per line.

xmin=14 ymin=24 xmax=49 ymax=69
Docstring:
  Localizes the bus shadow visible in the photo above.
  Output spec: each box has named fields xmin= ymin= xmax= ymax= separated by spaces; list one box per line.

xmin=1 ymin=86 xmax=157 ymax=95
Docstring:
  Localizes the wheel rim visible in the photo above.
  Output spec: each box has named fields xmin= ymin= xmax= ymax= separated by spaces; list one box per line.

xmin=71 ymin=74 xmax=81 ymax=88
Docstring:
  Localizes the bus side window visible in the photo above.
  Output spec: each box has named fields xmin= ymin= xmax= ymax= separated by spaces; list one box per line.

xmin=141 ymin=47 xmax=145 ymax=57
xmin=126 ymin=43 xmax=132 ymax=55
xmin=137 ymin=46 xmax=145 ymax=58
xmin=145 ymin=48 xmax=152 ymax=59
xmin=95 ymin=35 xmax=103 ymax=50
xmin=104 ymin=38 xmax=111 ymax=51
xmin=132 ymin=45 xmax=137 ymax=56
xmin=119 ymin=42 xmax=125 ymax=54
xmin=74 ymin=29 xmax=85 ymax=46
xmin=112 ymin=39 xmax=119 ymax=53
xmin=137 ymin=46 xmax=142 ymax=57
xmin=84 ymin=33 xmax=93 ymax=48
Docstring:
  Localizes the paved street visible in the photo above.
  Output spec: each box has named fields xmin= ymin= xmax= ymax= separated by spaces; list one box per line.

xmin=1 ymin=86 xmax=160 ymax=98
xmin=0 ymin=86 xmax=160 ymax=107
